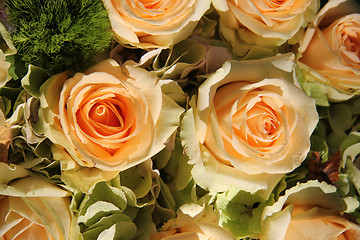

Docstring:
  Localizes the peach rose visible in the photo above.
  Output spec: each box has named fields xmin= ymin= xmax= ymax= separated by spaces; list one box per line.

xmin=0 ymin=163 xmax=71 ymax=240
xmin=298 ymin=0 xmax=360 ymax=101
xmin=212 ymin=0 xmax=320 ymax=58
xmin=39 ymin=59 xmax=183 ymax=173
xmin=102 ymin=0 xmax=211 ymax=49
xmin=150 ymin=204 xmax=236 ymax=240
xmin=181 ymin=54 xmax=318 ymax=196
xmin=261 ymin=181 xmax=360 ymax=240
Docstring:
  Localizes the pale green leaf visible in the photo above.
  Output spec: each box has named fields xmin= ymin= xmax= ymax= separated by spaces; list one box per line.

xmin=0 ymin=162 xmax=28 ymax=185
xmin=96 ymin=222 xmax=137 ymax=240
xmin=296 ymin=67 xmax=329 ymax=106
xmin=78 ymin=201 xmax=121 ymax=227
xmin=21 ymin=65 xmax=50 ymax=98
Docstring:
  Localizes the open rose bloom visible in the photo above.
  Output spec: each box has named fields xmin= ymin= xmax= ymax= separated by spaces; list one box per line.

xmin=261 ymin=181 xmax=360 ymax=240
xmin=38 ymin=59 xmax=183 ymax=190
xmin=181 ymin=54 xmax=318 ymax=196
xmin=0 ymin=163 xmax=71 ymax=240
xmin=298 ymin=0 xmax=360 ymax=101
xmin=212 ymin=0 xmax=320 ymax=58
xmin=102 ymin=0 xmax=211 ymax=48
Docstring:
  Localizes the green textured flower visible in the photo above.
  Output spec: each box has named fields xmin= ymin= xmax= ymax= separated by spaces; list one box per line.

xmin=71 ymin=160 xmax=160 ymax=239
xmin=134 ymin=37 xmax=232 ymax=90
xmin=336 ymin=132 xmax=360 ymax=209
xmin=6 ymin=77 xmax=62 ymax=182
xmin=153 ymin=134 xmax=199 ymax=226
xmin=6 ymin=0 xmax=113 ymax=74
xmin=216 ymin=189 xmax=275 ymax=239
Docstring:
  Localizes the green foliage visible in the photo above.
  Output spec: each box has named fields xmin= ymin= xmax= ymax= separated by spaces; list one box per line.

xmin=6 ymin=0 xmax=113 ymax=74
xmin=296 ymin=66 xmax=329 ymax=107
xmin=71 ymin=178 xmax=156 ymax=240
xmin=216 ymin=189 xmax=275 ymax=239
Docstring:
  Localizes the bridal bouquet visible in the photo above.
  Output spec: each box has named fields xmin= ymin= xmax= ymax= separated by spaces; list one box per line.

xmin=1 ymin=0 xmax=360 ymax=239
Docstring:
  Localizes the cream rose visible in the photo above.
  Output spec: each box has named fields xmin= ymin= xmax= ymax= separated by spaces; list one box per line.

xmin=181 ymin=54 xmax=318 ymax=196
xmin=150 ymin=204 xmax=236 ymax=240
xmin=39 ymin=59 xmax=183 ymax=173
xmin=212 ymin=0 xmax=320 ymax=58
xmin=298 ymin=0 xmax=360 ymax=101
xmin=261 ymin=181 xmax=360 ymax=240
xmin=102 ymin=0 xmax=211 ymax=49
xmin=0 ymin=163 xmax=71 ymax=240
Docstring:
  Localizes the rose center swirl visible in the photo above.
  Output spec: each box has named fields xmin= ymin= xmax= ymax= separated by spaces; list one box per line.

xmin=137 ymin=0 xmax=167 ymax=10
xmin=89 ymin=102 xmax=122 ymax=127
xmin=126 ymin=0 xmax=172 ymax=18
xmin=264 ymin=0 xmax=287 ymax=8
xmin=233 ymin=98 xmax=281 ymax=149
xmin=332 ymin=14 xmax=360 ymax=66
xmin=76 ymin=96 xmax=133 ymax=138
xmin=342 ymin=28 xmax=360 ymax=57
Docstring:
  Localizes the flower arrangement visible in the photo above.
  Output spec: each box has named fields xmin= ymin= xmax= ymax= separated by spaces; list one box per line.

xmin=0 ymin=0 xmax=360 ymax=239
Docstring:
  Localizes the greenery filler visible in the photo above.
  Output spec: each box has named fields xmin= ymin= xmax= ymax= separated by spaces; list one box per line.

xmin=6 ymin=0 xmax=114 ymax=74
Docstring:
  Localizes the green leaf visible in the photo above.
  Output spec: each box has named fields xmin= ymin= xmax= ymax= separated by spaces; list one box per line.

xmin=86 ymin=214 xmax=130 ymax=231
xmin=120 ymin=165 xmax=152 ymax=199
xmin=0 ymin=162 xmax=29 ymax=184
xmin=345 ymin=159 xmax=360 ymax=196
xmin=336 ymin=173 xmax=350 ymax=197
xmin=0 ymin=22 xmax=16 ymax=55
xmin=150 ymin=38 xmax=207 ymax=80
xmin=0 ymin=86 xmax=22 ymax=115
xmin=348 ymin=96 xmax=360 ymax=115
xmin=340 ymin=132 xmax=360 ymax=155
xmin=78 ymin=182 xmax=126 ymax=216
xmin=326 ymin=130 xmax=347 ymax=150
xmin=0 ymin=96 xmax=11 ymax=116
xmin=153 ymin=178 xmax=177 ymax=224
xmin=6 ymin=54 xmax=27 ymax=81
xmin=296 ymin=67 xmax=329 ymax=106
xmin=310 ymin=135 xmax=329 ymax=161
xmin=329 ymin=104 xmax=353 ymax=132
xmin=216 ymin=189 xmax=274 ymax=238
xmin=21 ymin=64 xmax=50 ymax=98
xmin=97 ymin=222 xmax=137 ymax=240
xmin=78 ymin=201 xmax=121 ymax=227
xmin=312 ymin=120 xmax=327 ymax=139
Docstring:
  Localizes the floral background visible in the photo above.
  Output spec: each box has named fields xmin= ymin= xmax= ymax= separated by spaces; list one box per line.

xmin=0 ymin=0 xmax=360 ymax=239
